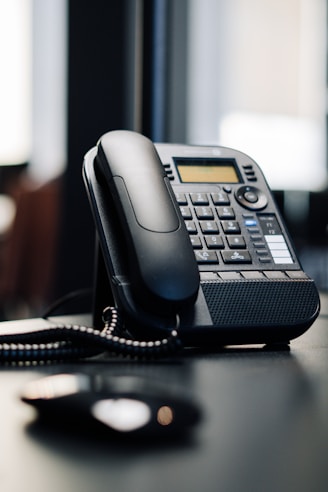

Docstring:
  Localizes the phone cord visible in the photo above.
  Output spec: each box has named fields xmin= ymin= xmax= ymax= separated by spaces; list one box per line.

xmin=0 ymin=306 xmax=183 ymax=363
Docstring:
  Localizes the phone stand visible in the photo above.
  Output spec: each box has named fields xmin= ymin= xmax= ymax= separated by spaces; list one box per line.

xmin=92 ymin=237 xmax=114 ymax=329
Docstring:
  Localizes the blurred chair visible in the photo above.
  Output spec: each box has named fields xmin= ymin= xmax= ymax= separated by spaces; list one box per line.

xmin=0 ymin=174 xmax=62 ymax=319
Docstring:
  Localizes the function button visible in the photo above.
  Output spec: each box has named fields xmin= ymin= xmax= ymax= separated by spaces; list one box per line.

xmin=195 ymin=206 xmax=214 ymax=219
xmin=264 ymin=271 xmax=287 ymax=279
xmin=216 ymin=206 xmax=235 ymax=219
xmin=180 ymin=206 xmax=192 ymax=219
xmin=218 ymin=271 xmax=242 ymax=280
xmin=242 ymin=164 xmax=253 ymax=170
xmin=221 ymin=220 xmax=241 ymax=234
xmin=205 ymin=235 xmax=224 ymax=249
xmin=195 ymin=250 xmax=219 ymax=264
xmin=211 ymin=191 xmax=230 ymax=205
xmin=256 ymin=248 xmax=269 ymax=255
xmin=223 ymin=185 xmax=232 ymax=193
xmin=200 ymin=221 xmax=219 ymax=233
xmin=175 ymin=192 xmax=188 ymax=204
xmin=259 ymin=257 xmax=272 ymax=264
xmin=190 ymin=236 xmax=202 ymax=249
xmin=250 ymin=234 xmax=262 ymax=240
xmin=241 ymin=271 xmax=265 ymax=279
xmin=185 ymin=221 xmax=197 ymax=234
xmin=221 ymin=250 xmax=252 ymax=264
xmin=235 ymin=185 xmax=268 ymax=210
xmin=253 ymin=241 xmax=266 ymax=248
xmin=244 ymin=218 xmax=258 ymax=227
xmin=227 ymin=235 xmax=246 ymax=249
xmin=190 ymin=192 xmax=209 ymax=205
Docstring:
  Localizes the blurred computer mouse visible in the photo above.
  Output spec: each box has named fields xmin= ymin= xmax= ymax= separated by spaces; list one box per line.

xmin=21 ymin=373 xmax=201 ymax=438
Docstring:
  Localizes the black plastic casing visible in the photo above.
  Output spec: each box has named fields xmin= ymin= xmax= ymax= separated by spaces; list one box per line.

xmin=83 ymin=131 xmax=320 ymax=346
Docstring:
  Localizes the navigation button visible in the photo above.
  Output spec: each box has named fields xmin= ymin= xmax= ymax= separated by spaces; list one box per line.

xmin=244 ymin=191 xmax=258 ymax=203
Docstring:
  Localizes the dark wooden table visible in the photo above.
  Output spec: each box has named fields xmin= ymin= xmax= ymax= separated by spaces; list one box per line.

xmin=0 ymin=294 xmax=327 ymax=492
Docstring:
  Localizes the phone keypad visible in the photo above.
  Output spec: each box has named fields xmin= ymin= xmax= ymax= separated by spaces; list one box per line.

xmin=177 ymin=191 xmax=257 ymax=267
xmin=175 ymin=190 xmax=295 ymax=269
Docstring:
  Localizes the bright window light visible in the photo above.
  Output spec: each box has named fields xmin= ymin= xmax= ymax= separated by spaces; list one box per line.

xmin=219 ymin=112 xmax=326 ymax=191
xmin=187 ymin=0 xmax=327 ymax=191
xmin=0 ymin=0 xmax=32 ymax=165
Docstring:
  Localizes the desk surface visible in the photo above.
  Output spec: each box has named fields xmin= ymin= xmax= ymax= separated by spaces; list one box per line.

xmin=1 ymin=295 xmax=328 ymax=492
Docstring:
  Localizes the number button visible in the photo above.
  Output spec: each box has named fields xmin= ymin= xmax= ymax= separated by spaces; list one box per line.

xmin=205 ymin=235 xmax=224 ymax=249
xmin=200 ymin=221 xmax=219 ymax=233
xmin=221 ymin=220 xmax=241 ymax=234
xmin=195 ymin=206 xmax=214 ymax=219
xmin=227 ymin=235 xmax=246 ymax=249
xmin=211 ymin=192 xmax=230 ymax=205
xmin=185 ymin=221 xmax=197 ymax=234
xmin=190 ymin=236 xmax=202 ymax=249
xmin=216 ymin=206 xmax=235 ymax=219
xmin=190 ymin=193 xmax=209 ymax=205
xmin=180 ymin=206 xmax=192 ymax=219
xmin=175 ymin=192 xmax=187 ymax=204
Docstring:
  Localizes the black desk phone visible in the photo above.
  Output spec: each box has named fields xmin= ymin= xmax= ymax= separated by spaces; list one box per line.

xmin=83 ymin=130 xmax=320 ymax=349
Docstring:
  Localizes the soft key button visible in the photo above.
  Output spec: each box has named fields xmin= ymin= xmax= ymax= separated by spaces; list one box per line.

xmin=286 ymin=270 xmax=308 ymax=279
xmin=241 ymin=271 xmax=264 ymax=279
xmin=264 ymin=271 xmax=287 ymax=279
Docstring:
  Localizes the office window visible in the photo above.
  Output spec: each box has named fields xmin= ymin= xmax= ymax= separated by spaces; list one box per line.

xmin=187 ymin=0 xmax=327 ymax=191
xmin=0 ymin=0 xmax=32 ymax=165
xmin=0 ymin=0 xmax=67 ymax=181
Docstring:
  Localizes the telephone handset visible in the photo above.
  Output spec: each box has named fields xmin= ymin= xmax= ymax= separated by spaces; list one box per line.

xmin=95 ymin=131 xmax=199 ymax=315
xmin=83 ymin=130 xmax=320 ymax=347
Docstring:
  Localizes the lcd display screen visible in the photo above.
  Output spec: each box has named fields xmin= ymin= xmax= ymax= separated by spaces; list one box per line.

xmin=174 ymin=158 xmax=240 ymax=183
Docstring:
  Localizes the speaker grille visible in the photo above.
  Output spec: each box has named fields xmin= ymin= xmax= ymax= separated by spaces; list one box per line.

xmin=201 ymin=279 xmax=319 ymax=327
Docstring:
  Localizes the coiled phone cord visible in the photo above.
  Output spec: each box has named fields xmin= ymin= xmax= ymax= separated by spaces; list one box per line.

xmin=0 ymin=306 xmax=183 ymax=364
